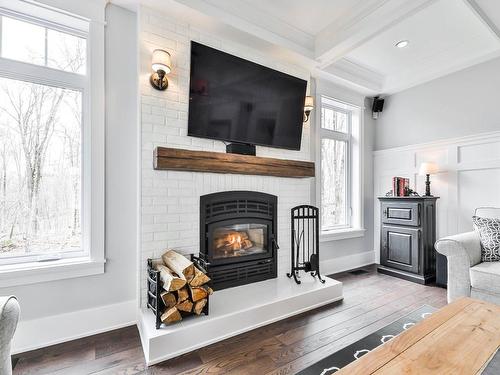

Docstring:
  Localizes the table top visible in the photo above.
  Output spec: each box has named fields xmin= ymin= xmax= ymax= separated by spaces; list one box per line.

xmin=337 ymin=297 xmax=500 ymax=374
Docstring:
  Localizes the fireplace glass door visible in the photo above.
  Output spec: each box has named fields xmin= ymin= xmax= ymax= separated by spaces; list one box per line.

xmin=209 ymin=220 xmax=270 ymax=262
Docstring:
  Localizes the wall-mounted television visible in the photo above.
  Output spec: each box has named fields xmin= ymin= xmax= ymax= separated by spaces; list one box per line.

xmin=188 ymin=41 xmax=307 ymax=152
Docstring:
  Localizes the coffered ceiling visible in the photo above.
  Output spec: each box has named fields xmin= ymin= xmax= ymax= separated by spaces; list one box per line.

xmin=113 ymin=0 xmax=500 ymax=95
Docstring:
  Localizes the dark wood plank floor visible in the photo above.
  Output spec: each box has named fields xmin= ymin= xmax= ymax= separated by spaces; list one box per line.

xmin=12 ymin=266 xmax=447 ymax=374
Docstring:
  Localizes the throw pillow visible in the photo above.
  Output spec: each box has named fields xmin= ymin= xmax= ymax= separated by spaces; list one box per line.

xmin=472 ymin=216 xmax=500 ymax=262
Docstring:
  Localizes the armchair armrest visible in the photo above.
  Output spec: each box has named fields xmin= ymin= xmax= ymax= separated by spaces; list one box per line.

xmin=0 ymin=296 xmax=20 ymax=375
xmin=435 ymin=231 xmax=481 ymax=302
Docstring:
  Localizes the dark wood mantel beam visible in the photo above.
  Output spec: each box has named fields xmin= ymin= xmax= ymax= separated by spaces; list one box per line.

xmin=154 ymin=147 xmax=315 ymax=178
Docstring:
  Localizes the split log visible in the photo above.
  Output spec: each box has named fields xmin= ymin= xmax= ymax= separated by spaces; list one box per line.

xmin=177 ymin=286 xmax=189 ymax=303
xmin=156 ymin=264 xmax=186 ymax=291
xmin=205 ymin=286 xmax=214 ymax=295
xmin=193 ymin=298 xmax=207 ymax=315
xmin=161 ymin=307 xmax=182 ymax=325
xmin=190 ymin=286 xmax=209 ymax=302
xmin=176 ymin=299 xmax=193 ymax=313
xmin=160 ymin=291 xmax=177 ymax=308
xmin=189 ymin=267 xmax=211 ymax=287
xmin=162 ymin=250 xmax=195 ymax=282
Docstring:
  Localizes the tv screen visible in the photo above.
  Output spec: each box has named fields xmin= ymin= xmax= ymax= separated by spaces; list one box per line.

xmin=188 ymin=42 xmax=307 ymax=151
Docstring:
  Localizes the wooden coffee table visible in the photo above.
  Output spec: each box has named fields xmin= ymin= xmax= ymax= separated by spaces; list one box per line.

xmin=338 ymin=297 xmax=500 ymax=374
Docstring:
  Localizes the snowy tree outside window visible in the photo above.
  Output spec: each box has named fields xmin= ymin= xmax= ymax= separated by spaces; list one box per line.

xmin=320 ymin=98 xmax=351 ymax=232
xmin=0 ymin=14 xmax=87 ymax=261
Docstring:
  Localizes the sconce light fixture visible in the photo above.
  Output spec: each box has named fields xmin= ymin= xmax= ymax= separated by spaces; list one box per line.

xmin=150 ymin=49 xmax=171 ymax=91
xmin=304 ymin=96 xmax=314 ymax=122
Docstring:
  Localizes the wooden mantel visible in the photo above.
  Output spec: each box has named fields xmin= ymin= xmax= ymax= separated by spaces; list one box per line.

xmin=154 ymin=147 xmax=315 ymax=178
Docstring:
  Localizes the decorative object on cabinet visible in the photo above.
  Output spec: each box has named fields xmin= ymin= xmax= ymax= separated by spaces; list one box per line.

xmin=418 ymin=162 xmax=439 ymax=196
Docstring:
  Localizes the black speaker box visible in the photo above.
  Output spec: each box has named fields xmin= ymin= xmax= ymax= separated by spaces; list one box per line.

xmin=372 ymin=97 xmax=385 ymax=113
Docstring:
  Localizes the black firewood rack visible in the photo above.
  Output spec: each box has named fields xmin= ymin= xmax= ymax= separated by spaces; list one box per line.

xmin=287 ymin=205 xmax=325 ymax=284
xmin=147 ymin=258 xmax=209 ymax=330
xmin=147 ymin=259 xmax=163 ymax=329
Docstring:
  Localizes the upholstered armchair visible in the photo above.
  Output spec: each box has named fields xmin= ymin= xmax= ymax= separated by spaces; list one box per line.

xmin=0 ymin=296 xmax=20 ymax=375
xmin=435 ymin=208 xmax=500 ymax=305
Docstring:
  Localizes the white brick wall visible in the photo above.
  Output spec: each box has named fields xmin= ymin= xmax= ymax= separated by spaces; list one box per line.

xmin=139 ymin=7 xmax=312 ymax=306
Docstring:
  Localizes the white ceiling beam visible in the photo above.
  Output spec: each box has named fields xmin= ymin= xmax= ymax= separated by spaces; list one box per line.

xmin=315 ymin=0 xmax=436 ymax=68
xmin=323 ymin=58 xmax=384 ymax=93
xmin=172 ymin=0 xmax=315 ymax=59
xmin=463 ymin=0 xmax=500 ymax=40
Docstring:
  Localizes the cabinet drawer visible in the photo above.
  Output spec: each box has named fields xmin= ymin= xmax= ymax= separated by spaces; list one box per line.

xmin=381 ymin=226 xmax=420 ymax=274
xmin=381 ymin=201 xmax=421 ymax=226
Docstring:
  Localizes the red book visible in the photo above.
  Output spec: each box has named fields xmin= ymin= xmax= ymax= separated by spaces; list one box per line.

xmin=404 ymin=178 xmax=410 ymax=196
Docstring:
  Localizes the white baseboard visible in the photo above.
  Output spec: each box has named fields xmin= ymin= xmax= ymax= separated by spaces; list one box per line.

xmin=321 ymin=250 xmax=375 ymax=275
xmin=12 ymin=299 xmax=137 ymax=355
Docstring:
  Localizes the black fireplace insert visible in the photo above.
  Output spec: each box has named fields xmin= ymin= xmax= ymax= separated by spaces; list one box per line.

xmin=195 ymin=191 xmax=278 ymax=290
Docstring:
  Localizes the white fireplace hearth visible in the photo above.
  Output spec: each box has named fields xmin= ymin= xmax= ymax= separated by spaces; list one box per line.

xmin=138 ymin=275 xmax=342 ymax=365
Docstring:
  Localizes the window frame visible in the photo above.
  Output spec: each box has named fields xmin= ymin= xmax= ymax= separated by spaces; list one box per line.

xmin=315 ymin=93 xmax=365 ymax=241
xmin=319 ymin=102 xmax=352 ymax=231
xmin=0 ymin=0 xmax=105 ymax=286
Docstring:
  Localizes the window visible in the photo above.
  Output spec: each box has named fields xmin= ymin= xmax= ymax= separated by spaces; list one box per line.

xmin=320 ymin=99 xmax=351 ymax=231
xmin=317 ymin=95 xmax=364 ymax=239
xmin=0 ymin=5 xmax=93 ymax=269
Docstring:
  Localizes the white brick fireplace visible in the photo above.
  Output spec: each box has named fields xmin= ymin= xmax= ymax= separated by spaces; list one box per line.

xmin=139 ymin=6 xmax=314 ymax=308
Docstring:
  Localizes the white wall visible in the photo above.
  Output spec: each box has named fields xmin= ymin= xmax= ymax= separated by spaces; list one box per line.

xmin=138 ymin=6 xmax=376 ymax=307
xmin=373 ymin=131 xmax=500 ymax=262
xmin=3 ymin=4 xmax=138 ymax=353
xmin=372 ymin=56 xmax=500 ymax=262
xmin=375 ymin=57 xmax=500 ymax=151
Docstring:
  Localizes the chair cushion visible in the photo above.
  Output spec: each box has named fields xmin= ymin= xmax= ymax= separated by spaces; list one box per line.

xmin=470 ymin=262 xmax=500 ymax=295
xmin=472 ymin=216 xmax=500 ymax=262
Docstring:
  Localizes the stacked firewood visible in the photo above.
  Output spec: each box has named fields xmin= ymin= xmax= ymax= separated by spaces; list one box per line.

xmin=155 ymin=249 xmax=212 ymax=325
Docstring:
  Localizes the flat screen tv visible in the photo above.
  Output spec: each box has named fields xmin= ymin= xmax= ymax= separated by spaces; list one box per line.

xmin=188 ymin=41 xmax=307 ymax=151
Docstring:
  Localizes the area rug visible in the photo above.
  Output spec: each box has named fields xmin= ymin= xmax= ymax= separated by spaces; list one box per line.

xmin=298 ymin=305 xmax=437 ymax=375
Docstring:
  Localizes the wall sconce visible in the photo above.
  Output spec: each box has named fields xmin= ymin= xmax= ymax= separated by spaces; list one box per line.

xmin=150 ymin=49 xmax=171 ymax=91
xmin=304 ymin=96 xmax=314 ymax=122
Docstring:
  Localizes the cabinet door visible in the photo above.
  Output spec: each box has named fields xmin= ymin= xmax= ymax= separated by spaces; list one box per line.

xmin=381 ymin=201 xmax=420 ymax=227
xmin=381 ymin=226 xmax=420 ymax=274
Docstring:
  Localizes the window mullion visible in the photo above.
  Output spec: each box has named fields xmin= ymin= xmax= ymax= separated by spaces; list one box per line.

xmin=44 ymin=26 xmax=48 ymax=66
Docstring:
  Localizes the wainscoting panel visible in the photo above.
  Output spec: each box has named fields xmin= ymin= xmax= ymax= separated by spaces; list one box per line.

xmin=373 ymin=131 xmax=500 ymax=263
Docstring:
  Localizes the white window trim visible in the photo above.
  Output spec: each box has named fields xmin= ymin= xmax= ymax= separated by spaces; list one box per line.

xmin=0 ymin=0 xmax=105 ymax=286
xmin=314 ymin=92 xmax=365 ymax=241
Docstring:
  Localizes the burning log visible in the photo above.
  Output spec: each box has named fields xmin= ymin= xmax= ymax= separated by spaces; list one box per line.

xmin=213 ymin=230 xmax=254 ymax=253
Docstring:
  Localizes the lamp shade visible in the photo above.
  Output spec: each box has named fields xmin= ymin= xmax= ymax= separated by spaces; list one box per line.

xmin=304 ymin=96 xmax=314 ymax=111
xmin=419 ymin=162 xmax=438 ymax=176
xmin=151 ymin=49 xmax=171 ymax=74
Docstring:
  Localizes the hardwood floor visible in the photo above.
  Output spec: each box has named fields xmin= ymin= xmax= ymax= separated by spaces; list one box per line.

xmin=12 ymin=266 xmax=447 ymax=374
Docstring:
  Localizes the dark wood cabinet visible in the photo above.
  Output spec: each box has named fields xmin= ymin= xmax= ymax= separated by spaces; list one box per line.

xmin=378 ymin=197 xmax=438 ymax=285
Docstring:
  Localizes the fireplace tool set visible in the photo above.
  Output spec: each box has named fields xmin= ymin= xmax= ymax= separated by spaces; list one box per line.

xmin=287 ymin=205 xmax=325 ymax=284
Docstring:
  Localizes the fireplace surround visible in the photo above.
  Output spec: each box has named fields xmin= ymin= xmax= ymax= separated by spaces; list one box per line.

xmin=195 ymin=191 xmax=278 ymax=290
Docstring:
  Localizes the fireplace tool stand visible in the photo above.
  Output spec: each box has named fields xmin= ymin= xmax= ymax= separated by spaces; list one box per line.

xmin=287 ymin=205 xmax=325 ymax=284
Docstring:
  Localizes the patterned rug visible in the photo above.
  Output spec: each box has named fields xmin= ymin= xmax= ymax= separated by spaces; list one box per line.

xmin=298 ymin=305 xmax=437 ymax=375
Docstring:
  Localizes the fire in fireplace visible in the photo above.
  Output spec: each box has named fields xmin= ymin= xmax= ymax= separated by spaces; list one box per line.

xmin=212 ymin=224 xmax=266 ymax=259
xmin=195 ymin=191 xmax=278 ymax=290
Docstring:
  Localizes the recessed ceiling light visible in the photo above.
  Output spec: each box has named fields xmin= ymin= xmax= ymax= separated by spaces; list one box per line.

xmin=396 ymin=40 xmax=409 ymax=48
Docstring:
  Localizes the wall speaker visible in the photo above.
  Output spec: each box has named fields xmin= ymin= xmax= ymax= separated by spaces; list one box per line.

xmin=372 ymin=97 xmax=384 ymax=119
